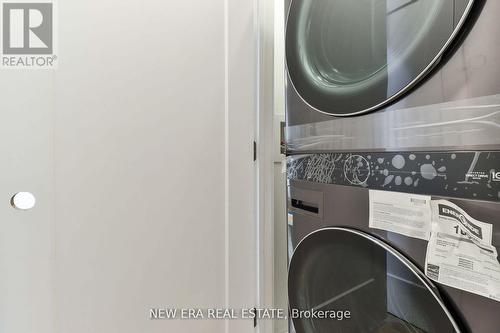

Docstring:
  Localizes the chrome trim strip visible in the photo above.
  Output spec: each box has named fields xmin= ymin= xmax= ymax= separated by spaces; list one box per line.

xmin=285 ymin=94 xmax=500 ymax=152
xmin=288 ymin=227 xmax=462 ymax=333
xmin=285 ymin=0 xmax=476 ymax=117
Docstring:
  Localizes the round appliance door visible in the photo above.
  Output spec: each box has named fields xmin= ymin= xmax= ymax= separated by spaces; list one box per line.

xmin=285 ymin=0 xmax=475 ymax=116
xmin=288 ymin=228 xmax=462 ymax=333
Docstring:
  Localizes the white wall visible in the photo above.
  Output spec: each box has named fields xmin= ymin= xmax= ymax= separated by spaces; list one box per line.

xmin=227 ymin=0 xmax=259 ymax=331
xmin=273 ymin=0 xmax=288 ymax=332
xmin=256 ymin=0 xmax=276 ymax=332
xmin=274 ymin=0 xmax=286 ymax=118
xmin=255 ymin=1 xmax=289 ymax=333
xmin=0 ymin=1 xmax=257 ymax=332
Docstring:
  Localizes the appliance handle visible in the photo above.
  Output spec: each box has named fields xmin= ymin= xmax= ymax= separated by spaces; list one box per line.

xmin=291 ymin=199 xmax=319 ymax=214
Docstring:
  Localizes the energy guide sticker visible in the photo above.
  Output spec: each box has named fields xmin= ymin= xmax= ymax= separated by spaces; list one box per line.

xmin=425 ymin=200 xmax=500 ymax=302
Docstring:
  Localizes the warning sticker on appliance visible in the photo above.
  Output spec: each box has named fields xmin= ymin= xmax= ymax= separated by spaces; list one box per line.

xmin=425 ymin=200 xmax=500 ymax=302
xmin=369 ymin=190 xmax=432 ymax=241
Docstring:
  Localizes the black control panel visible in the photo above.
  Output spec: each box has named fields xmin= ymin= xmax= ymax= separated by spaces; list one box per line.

xmin=287 ymin=151 xmax=500 ymax=202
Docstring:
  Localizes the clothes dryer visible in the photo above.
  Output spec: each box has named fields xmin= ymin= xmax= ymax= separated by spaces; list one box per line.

xmin=285 ymin=1 xmax=500 ymax=332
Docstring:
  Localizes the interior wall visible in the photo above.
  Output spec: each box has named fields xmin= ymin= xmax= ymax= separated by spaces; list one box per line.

xmin=257 ymin=0 xmax=277 ymax=332
xmin=274 ymin=0 xmax=286 ymax=118
xmin=273 ymin=0 xmax=288 ymax=332
xmin=227 ymin=0 xmax=259 ymax=331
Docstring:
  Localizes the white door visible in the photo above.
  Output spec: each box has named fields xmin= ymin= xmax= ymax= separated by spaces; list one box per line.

xmin=0 ymin=1 xmax=257 ymax=332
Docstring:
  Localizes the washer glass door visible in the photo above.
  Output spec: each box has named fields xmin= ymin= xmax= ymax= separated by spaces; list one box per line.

xmin=288 ymin=228 xmax=461 ymax=333
xmin=285 ymin=0 xmax=475 ymax=116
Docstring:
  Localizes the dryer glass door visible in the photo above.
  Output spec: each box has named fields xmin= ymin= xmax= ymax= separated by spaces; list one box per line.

xmin=288 ymin=228 xmax=461 ymax=333
xmin=286 ymin=0 xmax=475 ymax=116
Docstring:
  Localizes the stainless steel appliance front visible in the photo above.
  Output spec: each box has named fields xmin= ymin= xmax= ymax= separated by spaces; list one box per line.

xmin=285 ymin=0 xmax=500 ymax=153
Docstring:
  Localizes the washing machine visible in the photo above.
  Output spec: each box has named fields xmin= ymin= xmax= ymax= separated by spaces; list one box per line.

xmin=284 ymin=0 xmax=500 ymax=332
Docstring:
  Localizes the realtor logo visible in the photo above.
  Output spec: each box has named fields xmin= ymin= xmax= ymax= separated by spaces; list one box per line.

xmin=1 ymin=1 xmax=57 ymax=68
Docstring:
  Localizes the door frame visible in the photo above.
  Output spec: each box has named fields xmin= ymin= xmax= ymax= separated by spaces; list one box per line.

xmin=257 ymin=0 xmax=278 ymax=332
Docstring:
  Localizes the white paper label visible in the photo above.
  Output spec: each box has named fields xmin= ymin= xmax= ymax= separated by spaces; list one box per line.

xmin=369 ymin=190 xmax=432 ymax=240
xmin=425 ymin=200 xmax=500 ymax=302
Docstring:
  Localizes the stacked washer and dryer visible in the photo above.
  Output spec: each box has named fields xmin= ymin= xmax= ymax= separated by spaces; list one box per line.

xmin=284 ymin=0 xmax=500 ymax=332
